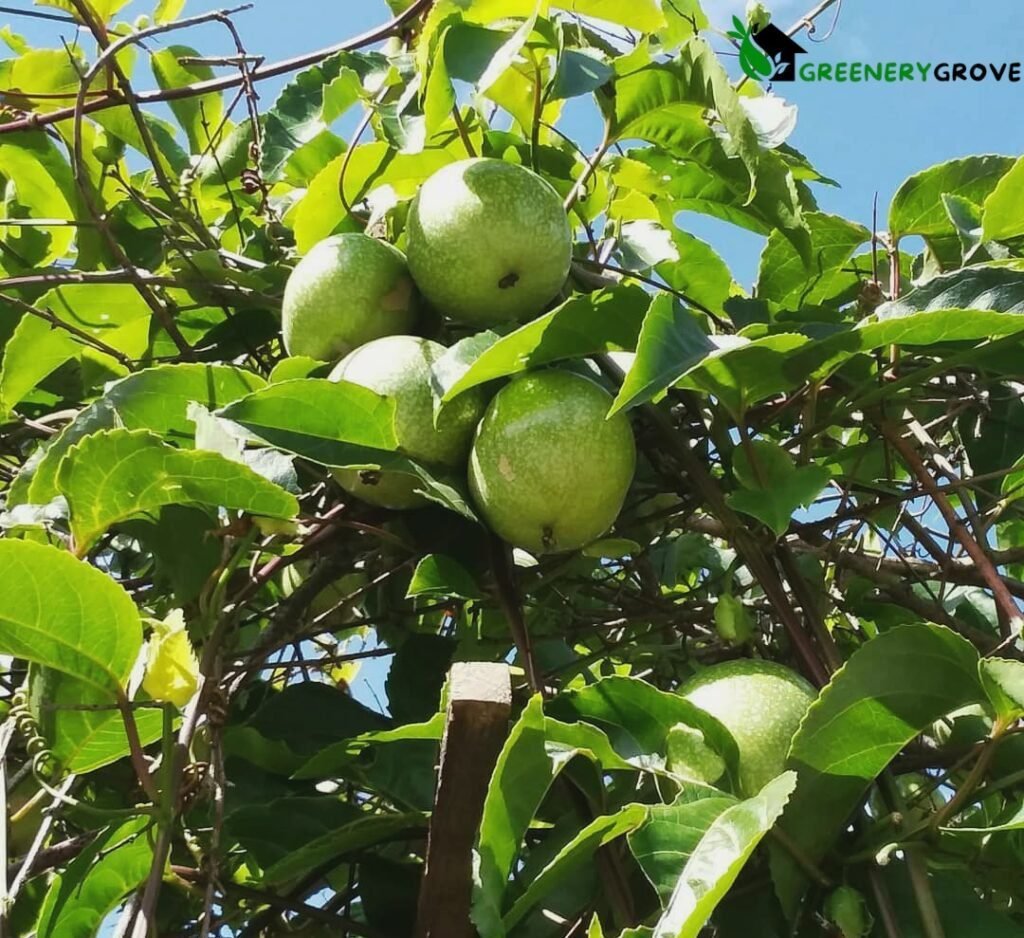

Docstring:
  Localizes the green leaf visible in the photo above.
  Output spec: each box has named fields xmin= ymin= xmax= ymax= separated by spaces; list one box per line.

xmin=218 ymin=377 xmax=398 ymax=465
xmin=629 ymin=797 xmax=737 ymax=903
xmin=556 ymin=674 xmax=739 ymax=784
xmin=57 ymin=429 xmax=299 ymax=551
xmin=612 ymin=40 xmax=808 ymax=260
xmin=774 ymin=624 xmax=984 ymax=915
xmin=93 ymin=105 xmax=189 ymax=176
xmin=266 ymin=810 xmax=424 ymax=885
xmin=610 ymin=295 xmax=715 ymax=415
xmin=0 ymin=313 xmax=79 ymax=416
xmin=0 ymin=540 xmax=141 ymax=693
xmin=890 ymin=154 xmax=1015 ymax=240
xmin=550 ymin=48 xmax=613 ymax=101
xmin=618 ymin=219 xmax=680 ymax=271
xmin=875 ymin=265 xmax=1024 ymax=317
xmin=982 ymin=155 xmax=1024 ymax=243
xmin=150 ymin=45 xmax=224 ymax=154
xmin=472 ymin=696 xmax=628 ymax=936
xmin=0 ymin=132 xmax=77 ymax=268
xmin=726 ymin=441 xmax=831 ymax=537
xmin=28 ymin=666 xmax=165 ymax=774
xmin=261 ymin=51 xmax=390 ymax=180
xmin=675 ymin=333 xmax=810 ymax=419
xmin=36 ymin=0 xmax=130 ymax=23
xmin=407 ymin=553 xmax=483 ymax=599
xmin=656 ymin=228 xmax=735 ymax=315
xmin=653 ymin=772 xmax=796 ymax=937
xmin=504 ymin=805 xmax=648 ymax=929
xmin=979 ymin=658 xmax=1024 ymax=721
xmin=12 ymin=363 xmax=264 ymax=507
xmin=756 ymin=212 xmax=869 ymax=307
xmin=36 ymin=815 xmax=153 ymax=938
xmin=442 ymin=286 xmax=650 ymax=403
xmin=154 ymin=0 xmax=187 ymax=23
xmin=292 ymin=144 xmax=454 ymax=253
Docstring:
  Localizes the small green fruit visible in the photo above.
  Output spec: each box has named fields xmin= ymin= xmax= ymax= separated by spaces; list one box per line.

xmin=282 ymin=234 xmax=418 ymax=362
xmin=329 ymin=335 xmax=486 ymax=509
xmin=714 ymin=594 xmax=754 ymax=645
xmin=681 ymin=658 xmax=815 ymax=796
xmin=406 ymin=158 xmax=572 ymax=325
xmin=825 ymin=885 xmax=873 ymax=938
xmin=92 ymin=128 xmax=126 ymax=165
xmin=468 ymin=370 xmax=636 ymax=553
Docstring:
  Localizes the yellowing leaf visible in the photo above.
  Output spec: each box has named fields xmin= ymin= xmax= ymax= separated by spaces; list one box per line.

xmin=142 ymin=610 xmax=199 ymax=708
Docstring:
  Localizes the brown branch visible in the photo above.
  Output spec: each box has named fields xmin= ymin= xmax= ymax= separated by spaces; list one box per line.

xmin=882 ymin=421 xmax=1022 ymax=637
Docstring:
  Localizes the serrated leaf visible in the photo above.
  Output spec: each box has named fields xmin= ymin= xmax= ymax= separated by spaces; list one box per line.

xmin=979 ymin=657 xmax=1024 ymax=721
xmin=610 ymin=295 xmax=715 ymax=415
xmin=0 ymin=540 xmax=141 ymax=693
xmin=504 ymin=805 xmax=648 ymax=929
xmin=36 ymin=815 xmax=153 ymax=938
xmin=57 ymin=428 xmax=299 ymax=551
xmin=151 ymin=45 xmax=223 ymax=154
xmin=443 ymin=286 xmax=650 ymax=403
xmin=13 ymin=363 xmax=264 ymax=508
xmin=653 ymin=772 xmax=796 ymax=937
xmin=407 ymin=553 xmax=482 ymax=599
xmin=773 ymin=624 xmax=984 ymax=915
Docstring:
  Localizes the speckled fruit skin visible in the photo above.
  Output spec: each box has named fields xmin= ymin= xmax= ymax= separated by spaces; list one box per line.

xmin=282 ymin=233 xmax=417 ymax=362
xmin=681 ymin=659 xmax=816 ymax=796
xmin=406 ymin=158 xmax=572 ymax=325
xmin=468 ymin=370 xmax=636 ymax=553
xmin=329 ymin=336 xmax=486 ymax=509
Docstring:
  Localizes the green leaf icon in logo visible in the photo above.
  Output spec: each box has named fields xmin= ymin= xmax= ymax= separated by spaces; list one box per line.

xmin=727 ymin=14 xmax=773 ymax=81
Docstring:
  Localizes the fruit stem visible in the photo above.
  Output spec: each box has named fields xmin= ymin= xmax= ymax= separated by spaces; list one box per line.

xmin=487 ymin=534 xmax=542 ymax=694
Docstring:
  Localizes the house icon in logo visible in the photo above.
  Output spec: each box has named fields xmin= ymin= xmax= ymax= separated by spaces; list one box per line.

xmin=729 ymin=16 xmax=808 ymax=82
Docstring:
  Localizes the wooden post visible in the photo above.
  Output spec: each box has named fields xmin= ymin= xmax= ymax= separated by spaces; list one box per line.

xmin=415 ymin=662 xmax=512 ymax=938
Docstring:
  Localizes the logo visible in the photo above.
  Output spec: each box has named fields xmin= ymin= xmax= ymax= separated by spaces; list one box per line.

xmin=728 ymin=16 xmax=807 ymax=83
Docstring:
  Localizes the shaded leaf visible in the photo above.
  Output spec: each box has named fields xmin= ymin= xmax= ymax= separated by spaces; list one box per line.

xmin=653 ymin=772 xmax=796 ymax=937
xmin=407 ymin=553 xmax=483 ymax=599
xmin=36 ymin=815 xmax=153 ymax=938
xmin=505 ymin=805 xmax=648 ymax=929
xmin=774 ymin=624 xmax=984 ymax=915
